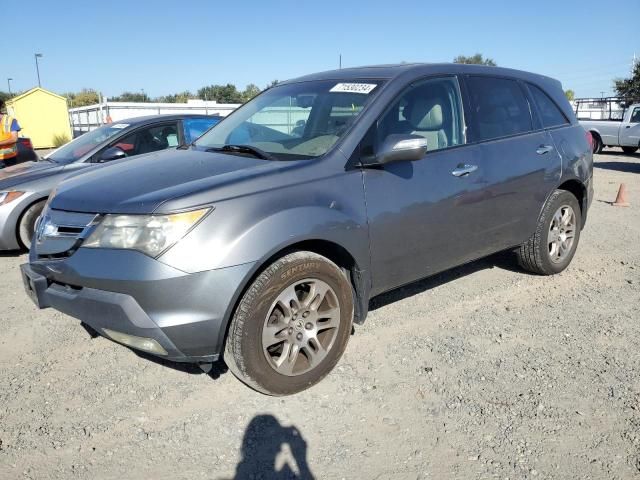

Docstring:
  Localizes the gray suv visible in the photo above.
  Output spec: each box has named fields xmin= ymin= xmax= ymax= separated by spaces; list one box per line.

xmin=21 ymin=64 xmax=593 ymax=395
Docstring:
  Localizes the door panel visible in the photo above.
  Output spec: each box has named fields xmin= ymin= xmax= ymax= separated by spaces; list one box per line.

xmin=475 ymin=130 xmax=560 ymax=250
xmin=365 ymin=145 xmax=490 ymax=295
xmin=620 ymin=107 xmax=640 ymax=147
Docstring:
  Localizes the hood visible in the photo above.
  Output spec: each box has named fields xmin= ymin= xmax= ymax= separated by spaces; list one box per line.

xmin=0 ymin=161 xmax=64 ymax=189
xmin=51 ymin=148 xmax=310 ymax=214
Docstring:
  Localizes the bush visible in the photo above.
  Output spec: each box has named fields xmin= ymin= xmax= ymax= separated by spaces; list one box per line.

xmin=52 ymin=133 xmax=71 ymax=147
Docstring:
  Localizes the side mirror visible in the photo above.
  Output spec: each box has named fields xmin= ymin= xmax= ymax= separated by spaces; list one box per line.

xmin=99 ymin=146 xmax=127 ymax=162
xmin=375 ymin=134 xmax=428 ymax=165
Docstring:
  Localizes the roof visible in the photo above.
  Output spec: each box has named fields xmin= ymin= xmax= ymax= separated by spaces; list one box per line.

xmin=112 ymin=113 xmax=220 ymax=125
xmin=282 ymin=63 xmax=558 ymax=85
xmin=6 ymin=87 xmax=67 ymax=104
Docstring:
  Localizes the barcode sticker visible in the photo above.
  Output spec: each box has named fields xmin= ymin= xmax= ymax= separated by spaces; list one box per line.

xmin=329 ymin=83 xmax=377 ymax=94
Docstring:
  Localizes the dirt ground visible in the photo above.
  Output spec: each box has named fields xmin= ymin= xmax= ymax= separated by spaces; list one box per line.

xmin=1 ymin=149 xmax=639 ymax=480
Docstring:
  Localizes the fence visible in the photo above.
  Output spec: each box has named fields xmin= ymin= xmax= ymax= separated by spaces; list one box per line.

xmin=69 ymin=100 xmax=240 ymax=135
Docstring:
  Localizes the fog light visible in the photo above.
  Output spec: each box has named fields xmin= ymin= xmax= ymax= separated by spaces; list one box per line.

xmin=102 ymin=328 xmax=168 ymax=356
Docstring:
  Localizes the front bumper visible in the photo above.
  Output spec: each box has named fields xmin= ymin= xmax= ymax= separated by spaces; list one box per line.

xmin=22 ymin=248 xmax=255 ymax=363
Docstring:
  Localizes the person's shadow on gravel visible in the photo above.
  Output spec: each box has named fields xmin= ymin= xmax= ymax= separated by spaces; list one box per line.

xmin=221 ymin=414 xmax=315 ymax=480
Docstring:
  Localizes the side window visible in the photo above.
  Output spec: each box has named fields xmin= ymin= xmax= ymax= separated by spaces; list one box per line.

xmin=377 ymin=76 xmax=465 ymax=152
xmin=466 ymin=76 xmax=533 ymax=141
xmin=113 ymin=123 xmax=179 ymax=156
xmin=529 ymin=84 xmax=569 ymax=128
xmin=631 ymin=107 xmax=640 ymax=124
xmin=183 ymin=117 xmax=220 ymax=144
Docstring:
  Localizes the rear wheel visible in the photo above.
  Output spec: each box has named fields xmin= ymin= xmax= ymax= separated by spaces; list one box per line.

xmin=591 ymin=133 xmax=603 ymax=154
xmin=622 ymin=146 xmax=638 ymax=155
xmin=18 ymin=200 xmax=45 ymax=250
xmin=517 ymin=190 xmax=581 ymax=275
xmin=224 ymin=251 xmax=354 ymax=395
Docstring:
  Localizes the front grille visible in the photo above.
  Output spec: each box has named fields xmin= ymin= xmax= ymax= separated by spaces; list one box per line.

xmin=35 ymin=209 xmax=99 ymax=257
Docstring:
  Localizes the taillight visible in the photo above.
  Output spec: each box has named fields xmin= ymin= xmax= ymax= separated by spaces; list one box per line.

xmin=585 ymin=130 xmax=593 ymax=150
xmin=19 ymin=138 xmax=33 ymax=149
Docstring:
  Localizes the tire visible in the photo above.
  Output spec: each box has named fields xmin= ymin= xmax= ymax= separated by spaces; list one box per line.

xmin=517 ymin=190 xmax=582 ymax=275
xmin=18 ymin=200 xmax=45 ymax=250
xmin=622 ymin=146 xmax=638 ymax=155
xmin=591 ymin=133 xmax=603 ymax=154
xmin=224 ymin=251 xmax=354 ymax=395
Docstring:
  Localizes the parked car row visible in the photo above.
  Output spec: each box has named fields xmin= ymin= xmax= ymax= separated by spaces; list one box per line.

xmin=0 ymin=114 xmax=220 ymax=250
xmin=9 ymin=64 xmax=592 ymax=395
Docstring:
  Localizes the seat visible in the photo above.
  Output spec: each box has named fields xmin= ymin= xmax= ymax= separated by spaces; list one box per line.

xmin=404 ymin=97 xmax=448 ymax=151
xmin=160 ymin=126 xmax=177 ymax=147
xmin=137 ymin=130 xmax=163 ymax=154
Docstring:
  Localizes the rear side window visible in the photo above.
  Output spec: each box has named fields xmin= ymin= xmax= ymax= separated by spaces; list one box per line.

xmin=529 ymin=84 xmax=569 ymax=128
xmin=466 ymin=76 xmax=533 ymax=142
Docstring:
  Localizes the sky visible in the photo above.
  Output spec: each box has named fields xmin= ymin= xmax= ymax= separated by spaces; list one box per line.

xmin=3 ymin=0 xmax=639 ymax=100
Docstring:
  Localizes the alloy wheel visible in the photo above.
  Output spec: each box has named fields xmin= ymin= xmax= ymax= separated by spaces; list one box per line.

xmin=262 ymin=278 xmax=341 ymax=376
xmin=547 ymin=204 xmax=576 ymax=263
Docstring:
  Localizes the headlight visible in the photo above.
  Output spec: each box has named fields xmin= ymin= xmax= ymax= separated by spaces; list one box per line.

xmin=83 ymin=208 xmax=210 ymax=257
xmin=0 ymin=191 xmax=25 ymax=206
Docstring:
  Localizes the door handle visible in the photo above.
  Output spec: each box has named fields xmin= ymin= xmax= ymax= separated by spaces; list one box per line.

xmin=536 ymin=145 xmax=554 ymax=155
xmin=451 ymin=164 xmax=478 ymax=177
xmin=625 ymin=125 xmax=631 ymax=128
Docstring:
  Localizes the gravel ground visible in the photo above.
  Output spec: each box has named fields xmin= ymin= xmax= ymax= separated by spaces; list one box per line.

xmin=1 ymin=149 xmax=639 ymax=480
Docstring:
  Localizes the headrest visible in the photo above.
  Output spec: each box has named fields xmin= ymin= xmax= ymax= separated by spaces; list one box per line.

xmin=407 ymin=98 xmax=443 ymax=130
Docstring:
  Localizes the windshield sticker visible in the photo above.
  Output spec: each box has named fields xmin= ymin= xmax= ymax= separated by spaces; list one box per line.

xmin=110 ymin=123 xmax=129 ymax=129
xmin=329 ymin=83 xmax=377 ymax=94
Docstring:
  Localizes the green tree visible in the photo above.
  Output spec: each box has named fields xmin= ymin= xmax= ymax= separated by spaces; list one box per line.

xmin=564 ymin=89 xmax=575 ymax=102
xmin=267 ymin=80 xmax=279 ymax=88
xmin=242 ymin=83 xmax=261 ymax=101
xmin=63 ymin=88 xmax=100 ymax=107
xmin=197 ymin=84 xmax=244 ymax=103
xmin=613 ymin=61 xmax=640 ymax=100
xmin=0 ymin=91 xmax=13 ymax=104
xmin=110 ymin=91 xmax=150 ymax=102
xmin=157 ymin=91 xmax=196 ymax=103
xmin=453 ymin=53 xmax=497 ymax=66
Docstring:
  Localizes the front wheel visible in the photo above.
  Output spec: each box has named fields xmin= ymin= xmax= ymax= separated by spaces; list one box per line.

xmin=18 ymin=200 xmax=46 ymax=250
xmin=224 ymin=251 xmax=354 ymax=395
xmin=517 ymin=190 xmax=582 ymax=275
xmin=621 ymin=146 xmax=638 ymax=155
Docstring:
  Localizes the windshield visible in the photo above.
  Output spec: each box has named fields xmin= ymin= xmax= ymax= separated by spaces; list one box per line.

xmin=47 ymin=124 xmax=129 ymax=163
xmin=194 ymin=80 xmax=382 ymax=160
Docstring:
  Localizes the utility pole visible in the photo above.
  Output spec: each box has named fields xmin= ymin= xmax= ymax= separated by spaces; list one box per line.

xmin=600 ymin=91 xmax=605 ymax=98
xmin=7 ymin=78 xmax=12 ymax=95
xmin=339 ymin=54 xmax=342 ymax=69
xmin=34 ymin=53 xmax=43 ymax=87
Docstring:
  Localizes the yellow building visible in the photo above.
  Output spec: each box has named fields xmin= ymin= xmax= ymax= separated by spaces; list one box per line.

xmin=6 ymin=88 xmax=72 ymax=149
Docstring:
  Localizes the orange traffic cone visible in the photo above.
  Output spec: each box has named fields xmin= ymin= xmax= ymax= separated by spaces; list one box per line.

xmin=613 ymin=183 xmax=630 ymax=207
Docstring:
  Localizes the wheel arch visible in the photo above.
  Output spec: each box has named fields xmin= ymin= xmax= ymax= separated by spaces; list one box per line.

xmin=14 ymin=195 xmax=48 ymax=248
xmin=216 ymin=238 xmax=370 ymax=358
xmin=557 ymin=178 xmax=587 ymax=226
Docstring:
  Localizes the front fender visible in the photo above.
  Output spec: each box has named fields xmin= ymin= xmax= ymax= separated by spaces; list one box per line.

xmin=160 ymin=205 xmax=370 ymax=275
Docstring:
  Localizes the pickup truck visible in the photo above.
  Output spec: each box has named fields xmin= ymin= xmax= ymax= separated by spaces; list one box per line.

xmin=576 ymin=98 xmax=640 ymax=154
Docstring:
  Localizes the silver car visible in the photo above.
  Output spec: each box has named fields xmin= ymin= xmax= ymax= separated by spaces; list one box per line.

xmin=0 ymin=114 xmax=220 ymax=250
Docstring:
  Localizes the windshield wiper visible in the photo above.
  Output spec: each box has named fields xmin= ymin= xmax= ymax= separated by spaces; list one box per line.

xmin=205 ymin=144 xmax=276 ymax=160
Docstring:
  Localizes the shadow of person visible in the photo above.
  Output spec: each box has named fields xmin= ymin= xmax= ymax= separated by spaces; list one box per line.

xmin=228 ymin=414 xmax=315 ymax=480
